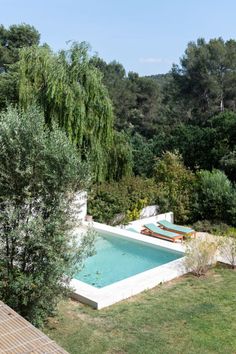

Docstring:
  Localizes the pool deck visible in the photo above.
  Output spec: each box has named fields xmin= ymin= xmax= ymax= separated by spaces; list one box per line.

xmin=70 ymin=222 xmax=186 ymax=309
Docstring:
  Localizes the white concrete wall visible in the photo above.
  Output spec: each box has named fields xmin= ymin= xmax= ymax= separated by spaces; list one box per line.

xmin=124 ymin=211 xmax=174 ymax=231
xmin=93 ymin=221 xmax=183 ymax=252
xmin=71 ymin=191 xmax=87 ymax=222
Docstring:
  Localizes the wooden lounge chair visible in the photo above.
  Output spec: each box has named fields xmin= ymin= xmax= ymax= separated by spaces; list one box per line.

xmin=141 ymin=223 xmax=183 ymax=243
xmin=158 ymin=220 xmax=196 ymax=238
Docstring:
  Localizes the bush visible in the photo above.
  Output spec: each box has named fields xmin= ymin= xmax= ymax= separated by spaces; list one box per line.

xmin=185 ymin=238 xmax=218 ymax=276
xmin=192 ymin=220 xmax=230 ymax=235
xmin=194 ymin=169 xmax=236 ymax=225
xmin=0 ymin=106 xmax=91 ymax=326
xmin=220 ymin=228 xmax=236 ymax=269
xmin=154 ymin=151 xmax=195 ymax=223
xmin=88 ymin=177 xmax=158 ymax=224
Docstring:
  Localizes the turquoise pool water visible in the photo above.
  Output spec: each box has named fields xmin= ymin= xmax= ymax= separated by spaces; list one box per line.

xmin=74 ymin=233 xmax=183 ymax=288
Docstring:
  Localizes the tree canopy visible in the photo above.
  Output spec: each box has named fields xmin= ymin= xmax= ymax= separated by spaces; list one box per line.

xmin=194 ymin=169 xmax=236 ymax=225
xmin=2 ymin=24 xmax=236 ymax=282
xmin=172 ymin=38 xmax=236 ymax=120
xmin=0 ymin=23 xmax=40 ymax=73
xmin=154 ymin=151 xmax=195 ymax=222
xmin=18 ymin=43 xmax=114 ymax=181
xmin=0 ymin=106 xmax=93 ymax=325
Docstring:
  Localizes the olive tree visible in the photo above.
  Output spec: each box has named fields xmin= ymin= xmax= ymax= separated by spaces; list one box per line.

xmin=0 ymin=106 xmax=93 ymax=326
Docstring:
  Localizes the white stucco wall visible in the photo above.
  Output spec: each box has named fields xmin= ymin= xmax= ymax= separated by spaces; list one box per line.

xmin=71 ymin=191 xmax=87 ymax=222
xmin=123 ymin=211 xmax=174 ymax=231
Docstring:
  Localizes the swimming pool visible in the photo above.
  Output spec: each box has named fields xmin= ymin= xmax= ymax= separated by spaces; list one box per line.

xmin=74 ymin=232 xmax=183 ymax=288
xmin=71 ymin=221 xmax=186 ymax=309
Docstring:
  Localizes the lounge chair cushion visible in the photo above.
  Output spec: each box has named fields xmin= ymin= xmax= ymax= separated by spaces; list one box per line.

xmin=158 ymin=220 xmax=194 ymax=234
xmin=143 ymin=223 xmax=179 ymax=238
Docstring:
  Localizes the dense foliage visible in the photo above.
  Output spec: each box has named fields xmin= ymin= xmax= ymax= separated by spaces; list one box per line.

xmin=172 ymin=38 xmax=236 ymax=119
xmin=87 ymin=37 xmax=236 ymax=226
xmin=194 ymin=169 xmax=236 ymax=225
xmin=0 ymin=23 xmax=40 ymax=73
xmin=0 ymin=24 xmax=40 ymax=110
xmin=88 ymin=177 xmax=158 ymax=224
xmin=0 ymin=107 xmax=93 ymax=325
xmin=18 ymin=43 xmax=114 ymax=182
xmin=0 ymin=36 xmax=133 ymax=183
xmin=1 ymin=23 xmax=236 ymax=324
xmin=153 ymin=152 xmax=195 ymax=223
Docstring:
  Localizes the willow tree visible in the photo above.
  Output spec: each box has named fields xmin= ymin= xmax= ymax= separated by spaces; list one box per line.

xmin=18 ymin=42 xmax=114 ymax=181
xmin=107 ymin=131 xmax=133 ymax=181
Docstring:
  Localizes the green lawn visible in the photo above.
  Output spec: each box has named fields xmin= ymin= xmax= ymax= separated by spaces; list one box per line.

xmin=45 ymin=266 xmax=236 ymax=354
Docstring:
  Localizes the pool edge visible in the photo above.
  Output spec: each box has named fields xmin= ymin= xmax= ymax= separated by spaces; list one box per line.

xmin=71 ymin=257 xmax=186 ymax=309
xmin=70 ymin=222 xmax=186 ymax=309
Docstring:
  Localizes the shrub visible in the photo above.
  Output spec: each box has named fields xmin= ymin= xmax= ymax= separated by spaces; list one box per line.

xmin=126 ymin=198 xmax=148 ymax=222
xmin=0 ymin=106 xmax=92 ymax=326
xmin=88 ymin=177 xmax=158 ymax=224
xmin=192 ymin=220 xmax=230 ymax=235
xmin=194 ymin=169 xmax=236 ymax=225
xmin=185 ymin=238 xmax=218 ymax=276
xmin=154 ymin=151 xmax=195 ymax=223
xmin=220 ymin=228 xmax=236 ymax=269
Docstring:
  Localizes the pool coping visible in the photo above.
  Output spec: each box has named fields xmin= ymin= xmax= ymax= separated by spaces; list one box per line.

xmin=70 ymin=222 xmax=186 ymax=309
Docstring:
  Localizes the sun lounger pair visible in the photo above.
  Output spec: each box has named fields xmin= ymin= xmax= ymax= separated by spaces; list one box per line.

xmin=127 ymin=221 xmax=195 ymax=242
xmin=158 ymin=220 xmax=195 ymax=238
xmin=141 ymin=223 xmax=183 ymax=243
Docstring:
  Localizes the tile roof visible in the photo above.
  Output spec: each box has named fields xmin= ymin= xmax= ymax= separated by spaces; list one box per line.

xmin=0 ymin=301 xmax=68 ymax=353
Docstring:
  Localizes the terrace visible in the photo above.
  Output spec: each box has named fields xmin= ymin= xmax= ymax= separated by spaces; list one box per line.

xmin=0 ymin=301 xmax=68 ymax=353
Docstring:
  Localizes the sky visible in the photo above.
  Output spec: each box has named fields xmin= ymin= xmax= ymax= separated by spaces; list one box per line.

xmin=1 ymin=0 xmax=236 ymax=76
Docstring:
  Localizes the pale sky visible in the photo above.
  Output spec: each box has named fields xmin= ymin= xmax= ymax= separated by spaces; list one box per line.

xmin=1 ymin=0 xmax=236 ymax=75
